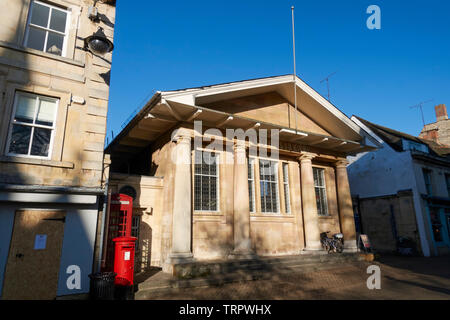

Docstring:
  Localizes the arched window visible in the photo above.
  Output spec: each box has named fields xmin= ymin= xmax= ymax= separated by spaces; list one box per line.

xmin=119 ymin=185 xmax=137 ymax=200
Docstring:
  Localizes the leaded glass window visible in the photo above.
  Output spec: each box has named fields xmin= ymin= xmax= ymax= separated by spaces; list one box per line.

xmin=248 ymin=158 xmax=255 ymax=213
xmin=313 ymin=167 xmax=329 ymax=216
xmin=282 ymin=163 xmax=291 ymax=214
xmin=194 ymin=151 xmax=219 ymax=211
xmin=259 ymin=159 xmax=279 ymax=213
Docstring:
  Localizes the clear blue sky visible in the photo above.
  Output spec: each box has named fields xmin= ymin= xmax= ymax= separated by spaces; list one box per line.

xmin=107 ymin=0 xmax=450 ymax=140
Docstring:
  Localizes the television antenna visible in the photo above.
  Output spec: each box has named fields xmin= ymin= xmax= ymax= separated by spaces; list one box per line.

xmin=320 ymin=71 xmax=337 ymax=102
xmin=409 ymin=99 xmax=434 ymax=127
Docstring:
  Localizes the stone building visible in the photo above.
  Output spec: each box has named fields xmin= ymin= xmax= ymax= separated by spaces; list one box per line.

xmin=0 ymin=0 xmax=116 ymax=299
xmin=349 ymin=116 xmax=450 ymax=257
xmin=106 ymin=75 xmax=374 ymax=275
xmin=420 ymin=104 xmax=450 ymax=146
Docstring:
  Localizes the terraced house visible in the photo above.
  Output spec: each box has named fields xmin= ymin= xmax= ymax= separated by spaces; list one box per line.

xmin=106 ymin=75 xmax=375 ymax=275
xmin=349 ymin=116 xmax=450 ymax=257
xmin=0 ymin=0 xmax=116 ymax=299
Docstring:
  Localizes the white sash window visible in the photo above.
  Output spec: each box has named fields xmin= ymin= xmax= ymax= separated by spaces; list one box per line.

xmin=24 ymin=0 xmax=70 ymax=57
xmin=6 ymin=92 xmax=58 ymax=159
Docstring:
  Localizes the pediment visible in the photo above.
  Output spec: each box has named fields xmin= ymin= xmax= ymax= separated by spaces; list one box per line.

xmin=201 ymin=91 xmax=332 ymax=136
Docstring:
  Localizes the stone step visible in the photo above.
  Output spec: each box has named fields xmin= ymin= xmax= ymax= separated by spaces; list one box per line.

xmin=135 ymin=259 xmax=366 ymax=299
xmin=173 ymin=253 xmax=363 ymax=278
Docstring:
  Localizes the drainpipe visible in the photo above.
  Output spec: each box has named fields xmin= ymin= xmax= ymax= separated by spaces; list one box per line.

xmin=97 ymin=178 xmax=110 ymax=272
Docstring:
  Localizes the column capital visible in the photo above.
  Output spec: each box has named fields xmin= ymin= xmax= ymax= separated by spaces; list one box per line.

xmin=298 ymin=152 xmax=317 ymax=162
xmin=335 ymin=159 xmax=349 ymax=168
xmin=233 ymin=138 xmax=246 ymax=150
xmin=172 ymin=128 xmax=192 ymax=143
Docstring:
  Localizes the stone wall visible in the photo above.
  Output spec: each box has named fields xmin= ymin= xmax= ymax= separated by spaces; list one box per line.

xmin=357 ymin=190 xmax=421 ymax=253
xmin=0 ymin=0 xmax=115 ymax=189
xmin=109 ymin=173 xmax=164 ymax=271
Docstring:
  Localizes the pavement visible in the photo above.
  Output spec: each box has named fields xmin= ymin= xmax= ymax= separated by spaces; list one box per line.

xmin=135 ymin=255 xmax=450 ymax=300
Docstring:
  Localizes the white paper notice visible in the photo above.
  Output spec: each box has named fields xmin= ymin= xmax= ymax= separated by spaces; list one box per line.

xmin=124 ymin=251 xmax=130 ymax=261
xmin=34 ymin=234 xmax=47 ymax=250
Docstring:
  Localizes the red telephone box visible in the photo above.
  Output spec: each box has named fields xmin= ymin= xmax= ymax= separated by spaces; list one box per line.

xmin=104 ymin=194 xmax=133 ymax=271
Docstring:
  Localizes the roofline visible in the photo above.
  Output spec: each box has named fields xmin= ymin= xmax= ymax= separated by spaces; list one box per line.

xmin=351 ymin=115 xmax=384 ymax=147
xmin=105 ymin=92 xmax=162 ymax=153
xmin=161 ymin=74 xmax=293 ymax=94
xmin=107 ymin=74 xmax=366 ymax=153
xmin=161 ymin=74 xmax=363 ymax=137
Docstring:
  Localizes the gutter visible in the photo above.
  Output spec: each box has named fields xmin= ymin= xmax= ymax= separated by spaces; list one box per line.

xmin=105 ymin=92 xmax=162 ymax=153
xmin=97 ymin=177 xmax=110 ymax=272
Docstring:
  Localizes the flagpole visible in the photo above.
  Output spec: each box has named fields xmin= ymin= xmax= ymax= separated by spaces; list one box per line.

xmin=291 ymin=6 xmax=298 ymax=134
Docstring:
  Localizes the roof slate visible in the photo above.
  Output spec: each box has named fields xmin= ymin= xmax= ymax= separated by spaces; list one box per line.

xmin=355 ymin=116 xmax=450 ymax=157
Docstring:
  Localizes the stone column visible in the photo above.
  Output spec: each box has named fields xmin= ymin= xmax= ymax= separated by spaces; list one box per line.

xmin=230 ymin=139 xmax=253 ymax=257
xmin=335 ymin=159 xmax=357 ymax=251
xmin=299 ymin=152 xmax=322 ymax=251
xmin=170 ymin=128 xmax=193 ymax=262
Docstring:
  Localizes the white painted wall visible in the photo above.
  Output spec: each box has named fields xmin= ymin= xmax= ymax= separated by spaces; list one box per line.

xmin=348 ymin=141 xmax=417 ymax=198
xmin=347 ymin=117 xmax=434 ymax=256
xmin=57 ymin=207 xmax=98 ymax=296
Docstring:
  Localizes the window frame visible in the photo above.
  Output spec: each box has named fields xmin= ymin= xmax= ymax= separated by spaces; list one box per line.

xmin=313 ymin=167 xmax=329 ymax=216
xmin=259 ymin=159 xmax=280 ymax=214
xmin=282 ymin=162 xmax=291 ymax=214
xmin=23 ymin=0 xmax=71 ymax=57
xmin=248 ymin=157 xmax=256 ymax=213
xmin=131 ymin=214 xmax=141 ymax=250
xmin=193 ymin=149 xmax=220 ymax=213
xmin=422 ymin=168 xmax=433 ymax=196
xmin=429 ymin=207 xmax=444 ymax=243
xmin=445 ymin=174 xmax=450 ymax=198
xmin=5 ymin=91 xmax=59 ymax=160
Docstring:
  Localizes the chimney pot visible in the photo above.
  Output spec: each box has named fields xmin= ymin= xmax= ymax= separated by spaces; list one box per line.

xmin=435 ymin=104 xmax=448 ymax=122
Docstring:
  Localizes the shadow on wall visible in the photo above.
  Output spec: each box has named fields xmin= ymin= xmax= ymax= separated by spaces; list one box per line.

xmin=136 ymin=221 xmax=152 ymax=273
xmin=0 ymin=0 xmax=106 ymax=299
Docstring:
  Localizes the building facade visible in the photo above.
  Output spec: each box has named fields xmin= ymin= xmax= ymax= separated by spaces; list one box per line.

xmin=106 ymin=75 xmax=374 ymax=274
xmin=0 ymin=0 xmax=116 ymax=299
xmin=349 ymin=116 xmax=450 ymax=257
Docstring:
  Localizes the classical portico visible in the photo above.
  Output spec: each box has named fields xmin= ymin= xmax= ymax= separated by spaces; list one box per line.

xmin=169 ymin=128 xmax=194 ymax=263
xmin=168 ymin=127 xmax=359 ymax=264
xmin=335 ymin=160 xmax=358 ymax=251
xmin=106 ymin=75 xmax=374 ymax=274
xmin=299 ymin=152 xmax=322 ymax=251
xmin=230 ymin=138 xmax=253 ymax=257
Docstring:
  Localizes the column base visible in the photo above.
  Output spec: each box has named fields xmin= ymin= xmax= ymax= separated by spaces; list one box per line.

xmin=227 ymin=250 xmax=257 ymax=260
xmin=169 ymin=252 xmax=194 ymax=264
xmin=343 ymin=240 xmax=358 ymax=253
xmin=303 ymin=240 xmax=323 ymax=252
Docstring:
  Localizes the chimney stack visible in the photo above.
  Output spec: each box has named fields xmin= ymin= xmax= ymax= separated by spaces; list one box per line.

xmin=435 ymin=104 xmax=448 ymax=122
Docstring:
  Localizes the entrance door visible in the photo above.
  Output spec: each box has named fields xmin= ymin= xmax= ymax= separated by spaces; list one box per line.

xmin=2 ymin=210 xmax=66 ymax=300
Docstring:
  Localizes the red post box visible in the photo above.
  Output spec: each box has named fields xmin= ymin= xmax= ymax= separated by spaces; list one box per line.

xmin=113 ymin=236 xmax=137 ymax=286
